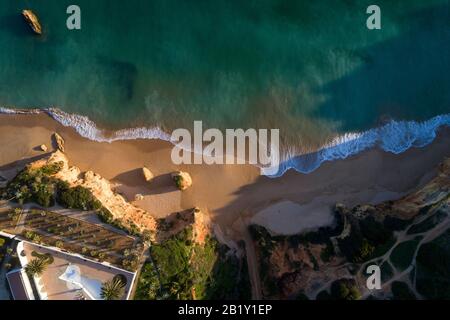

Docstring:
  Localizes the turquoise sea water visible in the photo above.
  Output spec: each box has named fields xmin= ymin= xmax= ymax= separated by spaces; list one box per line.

xmin=0 ymin=0 xmax=449 ymax=174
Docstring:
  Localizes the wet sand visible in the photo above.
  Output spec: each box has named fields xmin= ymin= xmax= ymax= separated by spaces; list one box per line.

xmin=1 ymin=113 xmax=450 ymax=240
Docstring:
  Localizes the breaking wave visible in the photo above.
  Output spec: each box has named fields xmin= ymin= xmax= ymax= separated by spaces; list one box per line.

xmin=1 ymin=106 xmax=449 ymax=178
xmin=266 ymin=113 xmax=450 ymax=177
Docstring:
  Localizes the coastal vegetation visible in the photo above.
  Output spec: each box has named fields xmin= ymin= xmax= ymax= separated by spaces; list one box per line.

xmin=135 ymin=226 xmax=251 ymax=300
xmin=330 ymin=279 xmax=361 ymax=300
xmin=249 ymin=211 xmax=344 ymax=298
xmin=248 ymin=163 xmax=450 ymax=300
xmin=316 ymin=279 xmax=361 ymax=300
xmin=171 ymin=171 xmax=193 ymax=191
xmin=3 ymin=162 xmax=63 ymax=207
xmin=0 ymin=207 xmax=142 ymax=271
xmin=57 ymin=184 xmax=102 ymax=211
xmin=416 ymin=229 xmax=450 ymax=299
xmin=101 ymin=276 xmax=126 ymax=300
xmin=25 ymin=255 xmax=52 ymax=277
xmin=0 ymin=236 xmax=9 ymax=266
xmin=3 ymin=162 xmax=102 ymax=211
xmin=337 ymin=215 xmax=394 ymax=263
xmin=1 ymin=158 xmax=143 ymax=238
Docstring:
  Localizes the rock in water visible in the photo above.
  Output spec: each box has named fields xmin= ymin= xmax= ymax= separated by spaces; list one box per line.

xmin=52 ymin=133 xmax=65 ymax=152
xmin=40 ymin=144 xmax=48 ymax=152
xmin=22 ymin=10 xmax=42 ymax=35
xmin=171 ymin=171 xmax=193 ymax=191
xmin=142 ymin=167 xmax=154 ymax=182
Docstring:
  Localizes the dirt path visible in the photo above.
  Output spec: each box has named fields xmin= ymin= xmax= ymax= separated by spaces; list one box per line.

xmin=241 ymin=225 xmax=262 ymax=300
xmin=360 ymin=208 xmax=450 ymax=299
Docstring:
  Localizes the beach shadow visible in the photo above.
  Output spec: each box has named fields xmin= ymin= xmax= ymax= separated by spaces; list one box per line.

xmin=0 ymin=153 xmax=52 ymax=172
xmin=146 ymin=173 xmax=178 ymax=195
xmin=112 ymin=171 xmax=177 ymax=196
xmin=32 ymin=145 xmax=48 ymax=152
xmin=113 ymin=168 xmax=147 ymax=187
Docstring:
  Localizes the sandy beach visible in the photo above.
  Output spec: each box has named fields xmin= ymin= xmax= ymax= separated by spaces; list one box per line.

xmin=1 ymin=113 xmax=450 ymax=241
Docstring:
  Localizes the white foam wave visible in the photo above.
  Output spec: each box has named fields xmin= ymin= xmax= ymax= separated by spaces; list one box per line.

xmin=47 ymin=108 xmax=173 ymax=142
xmin=1 ymin=106 xmax=449 ymax=178
xmin=265 ymin=114 xmax=450 ymax=177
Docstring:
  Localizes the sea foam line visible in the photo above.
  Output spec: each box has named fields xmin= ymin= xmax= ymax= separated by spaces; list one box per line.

xmin=1 ymin=106 xmax=450 ymax=178
xmin=265 ymin=113 xmax=450 ymax=177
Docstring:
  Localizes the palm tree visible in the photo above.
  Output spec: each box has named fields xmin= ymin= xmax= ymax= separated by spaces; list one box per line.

xmin=101 ymin=277 xmax=125 ymax=300
xmin=25 ymin=258 xmax=46 ymax=277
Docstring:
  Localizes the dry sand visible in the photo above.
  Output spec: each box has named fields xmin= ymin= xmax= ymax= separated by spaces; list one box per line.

xmin=1 ymin=113 xmax=450 ymax=241
xmin=250 ymin=199 xmax=335 ymax=235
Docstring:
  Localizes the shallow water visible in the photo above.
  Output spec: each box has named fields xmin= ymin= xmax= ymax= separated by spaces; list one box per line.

xmin=0 ymin=0 xmax=449 ymax=174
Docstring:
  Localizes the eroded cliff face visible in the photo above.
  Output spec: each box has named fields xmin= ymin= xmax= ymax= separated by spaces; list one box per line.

xmin=27 ymin=151 xmax=214 ymax=244
xmin=250 ymin=158 xmax=450 ymax=300
xmin=31 ymin=150 xmax=158 ymax=235
xmin=383 ymin=159 xmax=450 ymax=219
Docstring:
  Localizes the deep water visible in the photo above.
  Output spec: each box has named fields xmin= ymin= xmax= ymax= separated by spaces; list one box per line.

xmin=0 ymin=0 xmax=449 ymax=175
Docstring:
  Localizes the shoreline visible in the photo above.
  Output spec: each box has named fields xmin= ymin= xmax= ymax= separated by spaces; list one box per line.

xmin=1 ymin=112 xmax=450 ymax=240
xmin=2 ymin=107 xmax=450 ymax=178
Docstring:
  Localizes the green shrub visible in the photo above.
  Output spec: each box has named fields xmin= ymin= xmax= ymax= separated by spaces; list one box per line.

xmin=98 ymin=207 xmax=114 ymax=224
xmin=135 ymin=263 xmax=160 ymax=300
xmin=5 ymin=165 xmax=63 ymax=207
xmin=330 ymin=278 xmax=361 ymax=300
xmin=31 ymin=251 xmax=54 ymax=265
xmin=42 ymin=162 xmax=63 ymax=175
xmin=58 ymin=186 xmax=101 ymax=211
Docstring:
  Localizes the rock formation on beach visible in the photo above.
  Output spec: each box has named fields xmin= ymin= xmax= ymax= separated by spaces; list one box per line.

xmin=21 ymin=9 xmax=42 ymax=35
xmin=171 ymin=171 xmax=193 ymax=191
xmin=52 ymin=132 xmax=65 ymax=152
xmin=142 ymin=167 xmax=154 ymax=182
xmin=28 ymin=150 xmax=157 ymax=236
xmin=135 ymin=194 xmax=144 ymax=201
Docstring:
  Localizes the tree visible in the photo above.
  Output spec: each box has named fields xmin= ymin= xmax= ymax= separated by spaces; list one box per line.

xmin=101 ymin=277 xmax=125 ymax=300
xmin=25 ymin=258 xmax=46 ymax=277
xmin=330 ymin=279 xmax=361 ymax=300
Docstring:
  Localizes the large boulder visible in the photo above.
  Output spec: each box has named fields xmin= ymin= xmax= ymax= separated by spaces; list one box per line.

xmin=52 ymin=133 xmax=65 ymax=152
xmin=22 ymin=10 xmax=42 ymax=35
xmin=171 ymin=171 xmax=192 ymax=191
xmin=142 ymin=167 xmax=154 ymax=182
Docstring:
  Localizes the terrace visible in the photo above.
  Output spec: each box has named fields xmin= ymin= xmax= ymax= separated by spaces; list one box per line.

xmin=1 ymin=205 xmax=145 ymax=300
xmin=18 ymin=241 xmax=135 ymax=300
xmin=0 ymin=207 xmax=143 ymax=271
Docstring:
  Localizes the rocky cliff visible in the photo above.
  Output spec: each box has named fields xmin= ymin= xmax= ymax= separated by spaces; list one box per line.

xmin=250 ymin=158 xmax=450 ymax=300
xmin=31 ymin=150 xmax=158 ymax=235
